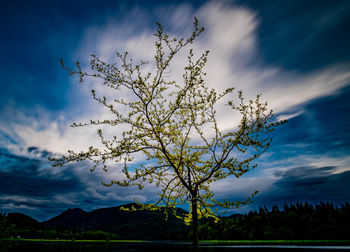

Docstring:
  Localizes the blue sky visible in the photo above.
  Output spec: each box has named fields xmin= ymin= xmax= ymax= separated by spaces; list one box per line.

xmin=0 ymin=0 xmax=349 ymax=221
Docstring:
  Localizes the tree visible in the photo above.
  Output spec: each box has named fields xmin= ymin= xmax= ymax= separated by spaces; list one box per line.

xmin=51 ymin=19 xmax=285 ymax=246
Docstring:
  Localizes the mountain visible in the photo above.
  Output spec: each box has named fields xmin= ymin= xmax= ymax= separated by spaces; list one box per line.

xmin=3 ymin=212 xmax=42 ymax=230
xmin=43 ymin=203 xmax=188 ymax=240
xmin=42 ymin=208 xmax=87 ymax=229
xmin=0 ymin=212 xmax=43 ymax=238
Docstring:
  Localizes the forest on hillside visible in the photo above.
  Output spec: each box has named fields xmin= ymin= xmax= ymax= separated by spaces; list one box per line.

xmin=197 ymin=202 xmax=350 ymax=240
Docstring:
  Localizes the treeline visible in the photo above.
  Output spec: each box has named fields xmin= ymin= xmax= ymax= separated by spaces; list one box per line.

xmin=196 ymin=202 xmax=350 ymax=240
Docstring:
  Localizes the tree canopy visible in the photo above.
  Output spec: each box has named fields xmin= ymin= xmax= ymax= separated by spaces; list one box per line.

xmin=51 ymin=18 xmax=285 ymax=245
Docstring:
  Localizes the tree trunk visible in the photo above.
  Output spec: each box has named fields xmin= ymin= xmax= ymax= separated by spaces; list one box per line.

xmin=191 ymin=198 xmax=199 ymax=247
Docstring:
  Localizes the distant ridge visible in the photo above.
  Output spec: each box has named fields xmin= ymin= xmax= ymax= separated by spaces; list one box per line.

xmin=42 ymin=203 xmax=188 ymax=240
xmin=3 ymin=212 xmax=43 ymax=230
xmin=42 ymin=208 xmax=87 ymax=229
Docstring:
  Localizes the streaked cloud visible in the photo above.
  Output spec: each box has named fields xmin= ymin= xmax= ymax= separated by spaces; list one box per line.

xmin=4 ymin=2 xmax=349 ymax=155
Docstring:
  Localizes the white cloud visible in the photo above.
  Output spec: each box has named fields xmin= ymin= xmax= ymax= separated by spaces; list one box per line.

xmin=14 ymin=118 xmax=100 ymax=155
xmin=276 ymin=110 xmax=304 ymax=121
xmin=53 ymin=194 xmax=77 ymax=205
xmin=197 ymin=2 xmax=258 ymax=59
xmin=0 ymin=195 xmax=50 ymax=204
xmin=169 ymin=4 xmax=194 ymax=31
xmin=211 ymin=175 xmax=276 ymax=198
xmin=206 ymin=153 xmax=350 ymax=206
xmin=1 ymin=202 xmax=36 ymax=211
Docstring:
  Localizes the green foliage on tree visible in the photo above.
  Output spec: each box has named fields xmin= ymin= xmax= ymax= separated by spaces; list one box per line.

xmin=51 ymin=18 xmax=285 ymax=245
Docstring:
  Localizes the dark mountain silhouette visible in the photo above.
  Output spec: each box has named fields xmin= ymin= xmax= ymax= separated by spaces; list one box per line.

xmin=3 ymin=213 xmax=43 ymax=230
xmin=42 ymin=208 xmax=87 ymax=229
xmin=42 ymin=203 xmax=188 ymax=240
xmin=0 ymin=212 xmax=43 ymax=238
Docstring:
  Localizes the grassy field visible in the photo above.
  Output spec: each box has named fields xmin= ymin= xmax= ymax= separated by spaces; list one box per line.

xmin=1 ymin=238 xmax=148 ymax=243
xmin=2 ymin=238 xmax=350 ymax=245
